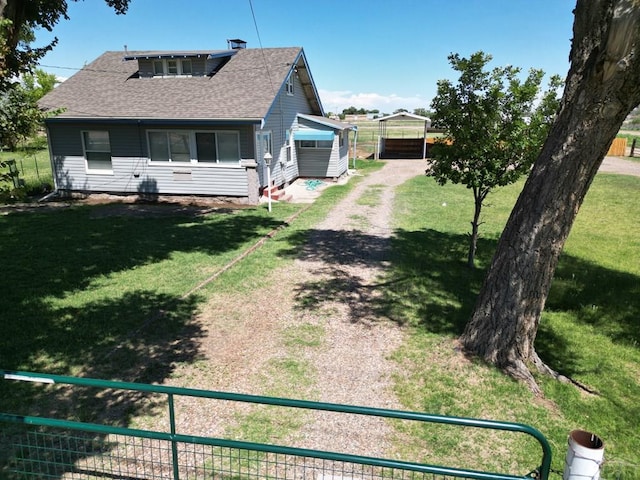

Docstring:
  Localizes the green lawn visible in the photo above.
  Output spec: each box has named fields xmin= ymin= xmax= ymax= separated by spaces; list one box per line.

xmin=0 ymin=142 xmax=53 ymax=197
xmin=388 ymin=173 xmax=640 ymax=479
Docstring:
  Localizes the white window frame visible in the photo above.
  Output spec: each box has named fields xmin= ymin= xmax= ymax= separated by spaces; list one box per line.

xmin=152 ymin=58 xmax=193 ymax=77
xmin=147 ymin=129 xmax=241 ymax=165
xmin=285 ymin=73 xmax=294 ymax=95
xmin=81 ymin=130 xmax=113 ymax=174
xmin=256 ymin=130 xmax=273 ymax=161
xmin=299 ymin=139 xmax=333 ymax=149
xmin=285 ymin=130 xmax=293 ymax=164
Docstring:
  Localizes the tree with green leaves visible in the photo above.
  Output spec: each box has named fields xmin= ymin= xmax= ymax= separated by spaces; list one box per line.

xmin=0 ymin=0 xmax=129 ymax=87
xmin=0 ymin=84 xmax=41 ymax=149
xmin=413 ymin=107 xmax=432 ymax=117
xmin=429 ymin=52 xmax=561 ymax=268
xmin=0 ymin=69 xmax=57 ymax=150
xmin=21 ymin=68 xmax=57 ymax=102
xmin=0 ymin=1 xmax=129 ymax=147
xmin=462 ymin=0 xmax=640 ymax=393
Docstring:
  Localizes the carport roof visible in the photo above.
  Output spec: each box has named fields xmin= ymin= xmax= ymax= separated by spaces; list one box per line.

xmin=376 ymin=112 xmax=431 ymax=125
xmin=298 ymin=114 xmax=356 ymax=131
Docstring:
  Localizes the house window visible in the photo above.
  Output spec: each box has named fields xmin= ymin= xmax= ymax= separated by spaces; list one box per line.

xmin=285 ymin=73 xmax=294 ymax=95
xmin=153 ymin=60 xmax=164 ymax=75
xmin=167 ymin=60 xmax=179 ymax=75
xmin=195 ymin=133 xmax=217 ymax=162
xmin=217 ymin=132 xmax=242 ymax=162
xmin=149 ymin=131 xmax=191 ymax=162
xmin=152 ymin=59 xmax=193 ymax=77
xmin=300 ymin=139 xmax=333 ymax=148
xmin=256 ymin=131 xmax=272 ymax=161
xmin=148 ymin=130 xmax=241 ymax=163
xmin=82 ymin=130 xmax=112 ymax=173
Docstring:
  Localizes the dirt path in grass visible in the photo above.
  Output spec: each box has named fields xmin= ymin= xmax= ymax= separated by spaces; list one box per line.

xmin=165 ymin=159 xmax=427 ymax=457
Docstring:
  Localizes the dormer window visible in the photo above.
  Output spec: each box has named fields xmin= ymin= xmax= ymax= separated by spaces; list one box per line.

xmin=124 ymin=51 xmax=240 ymax=78
xmin=152 ymin=58 xmax=192 ymax=77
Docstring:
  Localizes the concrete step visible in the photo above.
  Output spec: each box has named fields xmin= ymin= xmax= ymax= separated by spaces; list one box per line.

xmin=261 ymin=186 xmax=292 ymax=202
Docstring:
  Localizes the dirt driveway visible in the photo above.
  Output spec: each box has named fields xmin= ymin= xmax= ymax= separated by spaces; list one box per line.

xmin=166 ymin=159 xmax=427 ymax=456
xmin=600 ymin=155 xmax=640 ymax=176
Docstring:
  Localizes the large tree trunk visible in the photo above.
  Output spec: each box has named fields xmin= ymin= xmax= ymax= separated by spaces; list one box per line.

xmin=460 ymin=0 xmax=640 ymax=393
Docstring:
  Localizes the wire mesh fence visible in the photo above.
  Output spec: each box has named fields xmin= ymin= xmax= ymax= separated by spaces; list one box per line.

xmin=1 ymin=371 xmax=552 ymax=480
xmin=2 ymin=425 xmax=492 ymax=480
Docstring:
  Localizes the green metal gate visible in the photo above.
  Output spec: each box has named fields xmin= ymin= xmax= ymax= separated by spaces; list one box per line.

xmin=0 ymin=370 xmax=552 ymax=480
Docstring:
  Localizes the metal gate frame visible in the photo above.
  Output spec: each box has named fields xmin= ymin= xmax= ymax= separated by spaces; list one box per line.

xmin=1 ymin=370 xmax=552 ymax=480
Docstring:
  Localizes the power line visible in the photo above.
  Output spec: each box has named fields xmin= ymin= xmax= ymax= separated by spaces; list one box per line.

xmin=248 ymin=0 xmax=276 ymax=95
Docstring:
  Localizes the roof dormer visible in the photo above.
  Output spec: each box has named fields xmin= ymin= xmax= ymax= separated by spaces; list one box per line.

xmin=123 ymin=50 xmax=238 ymax=78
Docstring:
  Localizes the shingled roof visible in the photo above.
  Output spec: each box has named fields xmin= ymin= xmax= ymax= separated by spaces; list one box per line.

xmin=40 ymin=47 xmax=322 ymax=122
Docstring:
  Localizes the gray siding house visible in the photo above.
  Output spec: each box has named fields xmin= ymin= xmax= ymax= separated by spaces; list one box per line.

xmin=39 ymin=43 xmax=355 ymax=204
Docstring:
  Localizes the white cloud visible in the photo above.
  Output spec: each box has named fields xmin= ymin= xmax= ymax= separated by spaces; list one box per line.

xmin=318 ymin=89 xmax=428 ymax=114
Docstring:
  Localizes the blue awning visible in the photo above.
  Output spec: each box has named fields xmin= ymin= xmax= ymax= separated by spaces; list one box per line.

xmin=294 ymin=129 xmax=335 ymax=141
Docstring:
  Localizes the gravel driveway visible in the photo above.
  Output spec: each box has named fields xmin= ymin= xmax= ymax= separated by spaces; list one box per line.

xmin=166 ymin=159 xmax=427 ymax=457
xmin=599 ymin=155 xmax=640 ymax=176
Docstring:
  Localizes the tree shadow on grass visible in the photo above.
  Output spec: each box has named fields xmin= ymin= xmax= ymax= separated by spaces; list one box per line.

xmin=284 ymin=222 xmax=640 ymax=359
xmin=0 ymin=203 xmax=285 ymax=407
xmin=279 ymin=227 xmax=488 ymax=329
xmin=383 ymin=228 xmax=489 ymax=333
xmin=0 ymin=289 xmax=204 ymax=479
xmin=0 ymin=204 xmax=286 ymax=478
xmin=535 ymin=254 xmax=640 ymax=378
xmin=0 ymin=204 xmax=284 ymax=368
xmin=0 ymin=205 xmax=285 ymax=302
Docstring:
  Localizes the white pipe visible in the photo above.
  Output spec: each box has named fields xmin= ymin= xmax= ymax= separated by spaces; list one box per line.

xmin=38 ymin=190 xmax=59 ymax=203
xmin=563 ymin=430 xmax=604 ymax=480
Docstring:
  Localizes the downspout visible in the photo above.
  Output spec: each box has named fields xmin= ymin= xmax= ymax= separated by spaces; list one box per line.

xmin=38 ymin=122 xmax=59 ymax=202
xmin=352 ymin=127 xmax=358 ymax=170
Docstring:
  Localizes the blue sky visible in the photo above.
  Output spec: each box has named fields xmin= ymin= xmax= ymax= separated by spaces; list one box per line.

xmin=36 ymin=0 xmax=576 ymax=114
